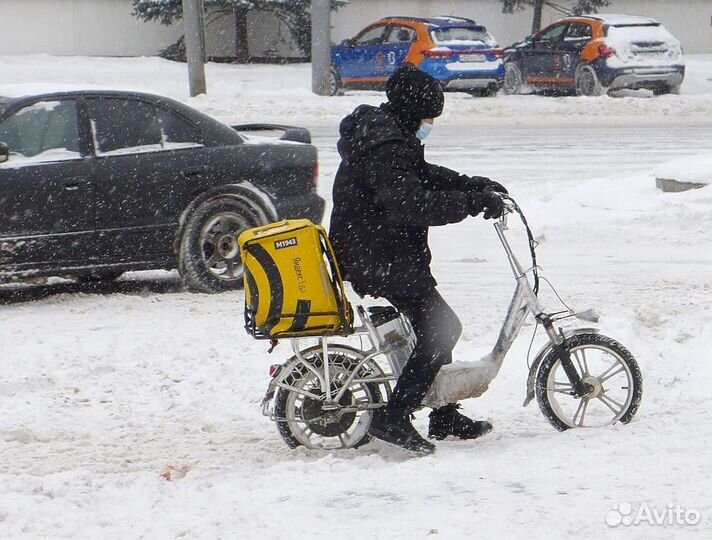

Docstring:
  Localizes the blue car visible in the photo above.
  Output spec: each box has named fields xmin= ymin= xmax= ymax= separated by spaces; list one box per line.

xmin=330 ymin=16 xmax=505 ymax=96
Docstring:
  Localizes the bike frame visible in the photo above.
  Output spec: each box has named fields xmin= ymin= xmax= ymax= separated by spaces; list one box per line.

xmin=263 ymin=204 xmax=591 ymax=420
xmin=491 ymin=209 xmax=588 ymax=396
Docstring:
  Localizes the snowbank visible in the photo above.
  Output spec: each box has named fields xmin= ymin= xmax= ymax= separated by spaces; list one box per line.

xmin=655 ymin=153 xmax=712 ymax=185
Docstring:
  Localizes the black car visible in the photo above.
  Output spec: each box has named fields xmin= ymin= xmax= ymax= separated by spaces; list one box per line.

xmin=0 ymin=90 xmax=323 ymax=293
xmin=502 ymin=14 xmax=685 ymax=96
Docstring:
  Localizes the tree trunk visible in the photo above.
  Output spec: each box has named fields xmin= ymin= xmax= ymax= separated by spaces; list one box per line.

xmin=531 ymin=0 xmax=544 ymax=33
xmin=234 ymin=7 xmax=249 ymax=63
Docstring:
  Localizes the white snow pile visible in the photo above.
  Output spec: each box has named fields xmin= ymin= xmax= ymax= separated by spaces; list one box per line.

xmin=654 ymin=153 xmax=712 ymax=185
xmin=0 ymin=54 xmax=711 ymax=540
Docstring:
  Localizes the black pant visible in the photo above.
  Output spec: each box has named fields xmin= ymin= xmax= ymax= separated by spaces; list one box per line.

xmin=384 ymin=287 xmax=462 ymax=410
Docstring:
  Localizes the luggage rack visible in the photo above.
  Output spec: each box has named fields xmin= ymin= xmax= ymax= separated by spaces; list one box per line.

xmin=243 ymin=304 xmax=355 ymax=340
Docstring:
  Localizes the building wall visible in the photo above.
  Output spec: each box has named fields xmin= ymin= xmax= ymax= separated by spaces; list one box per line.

xmin=0 ymin=0 xmax=709 ymax=57
xmin=0 ymin=0 xmax=182 ymax=56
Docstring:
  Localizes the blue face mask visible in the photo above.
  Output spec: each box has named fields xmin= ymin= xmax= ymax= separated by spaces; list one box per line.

xmin=416 ymin=122 xmax=433 ymax=141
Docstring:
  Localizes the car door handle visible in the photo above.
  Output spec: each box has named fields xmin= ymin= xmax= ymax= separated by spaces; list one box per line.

xmin=182 ymin=166 xmax=206 ymax=177
xmin=64 ymin=179 xmax=90 ymax=191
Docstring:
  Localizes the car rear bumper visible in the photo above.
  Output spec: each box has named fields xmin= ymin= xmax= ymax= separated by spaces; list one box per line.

xmin=422 ymin=60 xmax=505 ymax=91
xmin=598 ymin=63 xmax=685 ymax=90
xmin=443 ymin=76 xmax=504 ymax=90
xmin=273 ymin=191 xmax=326 ymax=224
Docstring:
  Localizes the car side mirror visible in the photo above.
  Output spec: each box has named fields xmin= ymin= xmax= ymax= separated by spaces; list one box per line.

xmin=0 ymin=142 xmax=9 ymax=164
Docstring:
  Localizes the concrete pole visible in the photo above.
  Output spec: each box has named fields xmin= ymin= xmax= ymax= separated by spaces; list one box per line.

xmin=182 ymin=0 xmax=207 ymax=96
xmin=311 ymin=0 xmax=331 ymax=95
xmin=531 ymin=0 xmax=544 ymax=34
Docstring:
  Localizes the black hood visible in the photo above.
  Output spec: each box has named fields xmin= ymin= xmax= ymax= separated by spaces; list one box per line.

xmin=385 ymin=63 xmax=444 ymax=133
xmin=336 ymin=104 xmax=408 ymax=163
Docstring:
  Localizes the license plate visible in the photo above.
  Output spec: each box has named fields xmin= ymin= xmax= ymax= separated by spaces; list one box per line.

xmin=459 ymin=53 xmax=486 ymax=62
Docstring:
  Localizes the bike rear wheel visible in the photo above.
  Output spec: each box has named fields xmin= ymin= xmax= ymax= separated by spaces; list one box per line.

xmin=535 ymin=333 xmax=642 ymax=431
xmin=273 ymin=345 xmax=384 ymax=450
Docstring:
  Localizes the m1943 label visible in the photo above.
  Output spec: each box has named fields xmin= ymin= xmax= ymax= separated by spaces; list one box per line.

xmin=274 ymin=237 xmax=298 ymax=249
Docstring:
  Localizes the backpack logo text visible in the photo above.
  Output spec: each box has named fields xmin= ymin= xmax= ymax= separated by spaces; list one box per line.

xmin=274 ymin=237 xmax=298 ymax=249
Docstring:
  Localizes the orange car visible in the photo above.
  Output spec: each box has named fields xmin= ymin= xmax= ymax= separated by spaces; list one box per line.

xmin=502 ymin=14 xmax=684 ymax=96
xmin=330 ymin=16 xmax=505 ymax=96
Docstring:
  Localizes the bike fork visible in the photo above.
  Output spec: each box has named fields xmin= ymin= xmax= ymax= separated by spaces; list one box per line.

xmin=541 ymin=319 xmax=589 ymax=397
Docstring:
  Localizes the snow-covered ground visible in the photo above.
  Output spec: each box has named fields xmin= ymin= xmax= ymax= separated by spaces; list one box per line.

xmin=1 ymin=55 xmax=711 ymax=540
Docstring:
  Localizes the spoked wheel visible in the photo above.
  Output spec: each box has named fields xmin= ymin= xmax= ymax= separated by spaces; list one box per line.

xmin=536 ymin=333 xmax=642 ymax=431
xmin=199 ymin=211 xmax=250 ymax=281
xmin=273 ymin=345 xmax=385 ymax=450
xmin=179 ymin=198 xmax=265 ymax=293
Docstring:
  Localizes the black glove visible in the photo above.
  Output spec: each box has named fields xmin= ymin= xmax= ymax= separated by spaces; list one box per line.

xmin=482 ymin=179 xmax=508 ymax=195
xmin=464 ymin=175 xmax=509 ymax=195
xmin=468 ymin=190 xmax=505 ymax=220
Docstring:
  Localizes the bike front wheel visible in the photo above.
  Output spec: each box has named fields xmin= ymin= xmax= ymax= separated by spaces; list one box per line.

xmin=535 ymin=333 xmax=642 ymax=431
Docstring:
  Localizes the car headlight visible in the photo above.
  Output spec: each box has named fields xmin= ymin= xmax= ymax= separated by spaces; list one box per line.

xmin=667 ymin=44 xmax=682 ymax=60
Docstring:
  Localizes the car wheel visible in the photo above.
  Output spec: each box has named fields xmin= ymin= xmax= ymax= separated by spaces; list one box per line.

xmin=469 ymin=86 xmax=498 ymax=97
xmin=653 ymin=84 xmax=681 ymax=96
xmin=328 ymin=66 xmax=344 ymax=96
xmin=575 ymin=64 xmax=606 ymax=96
xmin=503 ymin=63 xmax=523 ymax=95
xmin=178 ymin=198 xmax=264 ymax=293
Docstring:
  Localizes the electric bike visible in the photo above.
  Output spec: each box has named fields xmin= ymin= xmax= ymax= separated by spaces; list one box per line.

xmin=259 ymin=197 xmax=643 ymax=450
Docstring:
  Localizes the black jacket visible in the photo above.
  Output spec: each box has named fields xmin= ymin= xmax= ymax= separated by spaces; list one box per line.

xmin=329 ymin=104 xmax=476 ymax=297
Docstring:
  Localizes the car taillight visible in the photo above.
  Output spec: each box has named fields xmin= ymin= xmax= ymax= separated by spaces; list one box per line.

xmin=312 ymin=161 xmax=319 ymax=188
xmin=598 ymin=44 xmax=616 ymax=58
xmin=490 ymin=48 xmax=503 ymax=58
xmin=269 ymin=364 xmax=281 ymax=377
xmin=423 ymin=49 xmax=455 ymax=58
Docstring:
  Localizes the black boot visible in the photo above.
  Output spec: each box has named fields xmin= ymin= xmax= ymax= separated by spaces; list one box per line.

xmin=369 ymin=407 xmax=436 ymax=454
xmin=428 ymin=404 xmax=493 ymax=440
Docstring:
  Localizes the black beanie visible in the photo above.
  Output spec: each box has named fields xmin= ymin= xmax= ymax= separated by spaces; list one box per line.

xmin=386 ymin=63 xmax=445 ymax=124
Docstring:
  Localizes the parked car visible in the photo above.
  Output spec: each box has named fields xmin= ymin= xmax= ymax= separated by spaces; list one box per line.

xmin=0 ymin=89 xmax=323 ymax=293
xmin=502 ymin=14 xmax=685 ymax=96
xmin=330 ymin=16 xmax=505 ymax=96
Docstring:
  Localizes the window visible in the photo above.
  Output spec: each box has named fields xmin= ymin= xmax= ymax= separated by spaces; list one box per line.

xmin=539 ymin=23 xmax=568 ymax=42
xmin=354 ymin=25 xmax=388 ymax=46
xmin=431 ymin=26 xmax=495 ymax=46
xmin=386 ymin=26 xmax=416 ymax=44
xmin=0 ymin=100 xmax=79 ymax=161
xmin=566 ymin=23 xmax=592 ymax=40
xmin=86 ymin=98 xmax=201 ymax=156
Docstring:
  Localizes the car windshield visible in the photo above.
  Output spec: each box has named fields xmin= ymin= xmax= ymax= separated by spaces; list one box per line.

xmin=0 ymin=96 xmax=12 ymax=113
xmin=430 ymin=26 xmax=497 ymax=47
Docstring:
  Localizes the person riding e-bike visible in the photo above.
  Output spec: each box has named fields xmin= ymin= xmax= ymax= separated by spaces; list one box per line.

xmin=329 ymin=63 xmax=509 ymax=453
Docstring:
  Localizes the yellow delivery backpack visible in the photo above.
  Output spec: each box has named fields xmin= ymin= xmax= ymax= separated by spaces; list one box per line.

xmin=238 ymin=219 xmax=353 ymax=339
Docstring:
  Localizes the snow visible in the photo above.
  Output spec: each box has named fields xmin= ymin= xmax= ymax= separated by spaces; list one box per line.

xmin=585 ymin=13 xmax=659 ymax=26
xmin=0 ymin=148 xmax=81 ymax=167
xmin=1 ymin=54 xmax=712 ymax=539
xmin=606 ymin=23 xmax=683 ymax=66
xmin=654 ymin=153 xmax=712 ymax=185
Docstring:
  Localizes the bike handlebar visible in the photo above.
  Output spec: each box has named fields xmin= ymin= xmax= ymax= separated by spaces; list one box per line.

xmin=494 ymin=194 xmax=540 ymax=296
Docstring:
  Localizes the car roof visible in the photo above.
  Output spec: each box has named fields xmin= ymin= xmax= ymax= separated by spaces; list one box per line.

xmin=0 ymin=87 xmax=205 ymax=123
xmin=567 ymin=13 xmax=659 ymax=26
xmin=0 ymin=86 xmax=178 ymax=104
xmin=379 ymin=15 xmax=481 ymax=28
xmin=0 ymin=86 xmax=244 ymax=145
